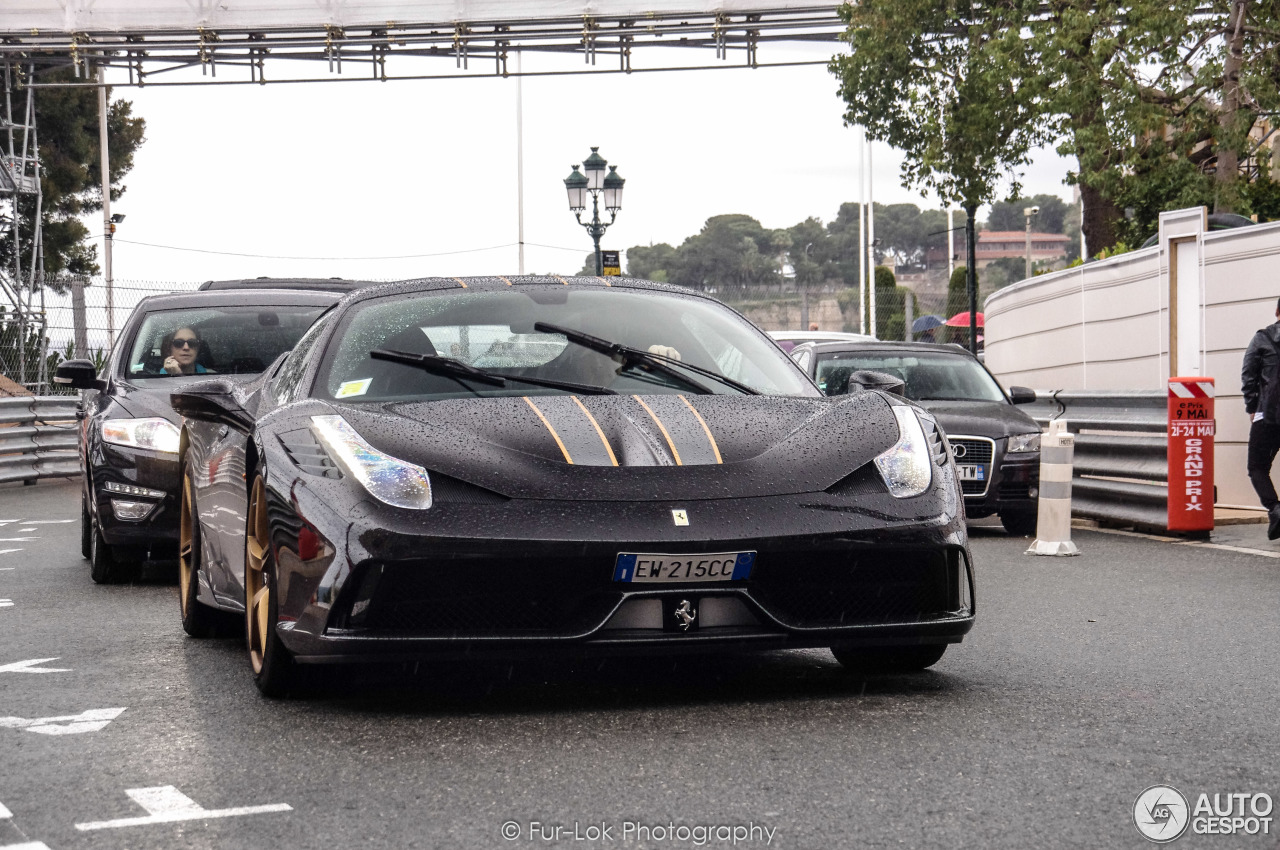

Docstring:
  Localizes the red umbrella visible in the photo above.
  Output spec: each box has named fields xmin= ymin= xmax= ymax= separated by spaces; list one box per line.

xmin=945 ymin=311 xmax=984 ymax=328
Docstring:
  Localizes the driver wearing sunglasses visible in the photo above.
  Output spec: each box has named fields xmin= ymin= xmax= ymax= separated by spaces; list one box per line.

xmin=162 ymin=327 xmax=213 ymax=375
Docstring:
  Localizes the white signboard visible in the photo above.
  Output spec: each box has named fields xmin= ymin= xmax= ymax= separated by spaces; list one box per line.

xmin=3 ymin=2 xmax=827 ymax=34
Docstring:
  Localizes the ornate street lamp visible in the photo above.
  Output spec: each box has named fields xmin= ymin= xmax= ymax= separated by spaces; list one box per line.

xmin=564 ymin=147 xmax=624 ymax=275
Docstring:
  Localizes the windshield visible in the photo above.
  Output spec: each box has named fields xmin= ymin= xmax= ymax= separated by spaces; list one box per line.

xmin=814 ymin=349 xmax=1007 ymax=403
xmin=317 ymin=287 xmax=817 ymax=402
xmin=123 ymin=305 xmax=329 ymax=382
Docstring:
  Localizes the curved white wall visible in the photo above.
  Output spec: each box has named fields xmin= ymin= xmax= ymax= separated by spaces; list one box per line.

xmin=984 ymin=213 xmax=1280 ymax=508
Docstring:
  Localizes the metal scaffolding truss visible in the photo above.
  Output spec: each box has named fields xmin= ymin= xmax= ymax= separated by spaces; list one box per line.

xmin=0 ymin=6 xmax=844 ymax=86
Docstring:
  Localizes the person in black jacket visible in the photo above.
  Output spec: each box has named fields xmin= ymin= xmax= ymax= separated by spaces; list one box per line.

xmin=1241 ymin=298 xmax=1280 ymax=539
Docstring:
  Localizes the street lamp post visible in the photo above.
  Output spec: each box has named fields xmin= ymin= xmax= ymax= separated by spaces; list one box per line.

xmin=1023 ymin=205 xmax=1040 ymax=281
xmin=564 ymin=147 xmax=624 ymax=276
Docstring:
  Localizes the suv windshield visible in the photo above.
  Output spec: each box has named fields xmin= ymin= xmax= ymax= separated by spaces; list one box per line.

xmin=815 ymin=349 xmax=1007 ymax=402
xmin=318 ymin=287 xmax=817 ymax=402
xmin=124 ymin=305 xmax=328 ymax=381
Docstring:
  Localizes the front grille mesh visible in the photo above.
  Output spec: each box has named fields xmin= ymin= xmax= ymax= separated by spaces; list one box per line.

xmin=949 ymin=438 xmax=993 ymax=496
xmin=750 ymin=550 xmax=952 ymax=628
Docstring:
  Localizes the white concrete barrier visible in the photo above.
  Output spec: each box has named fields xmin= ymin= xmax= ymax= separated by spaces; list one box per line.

xmin=1028 ymin=419 xmax=1080 ymax=556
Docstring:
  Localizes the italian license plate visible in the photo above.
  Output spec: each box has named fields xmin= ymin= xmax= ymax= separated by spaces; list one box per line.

xmin=613 ymin=552 xmax=755 ymax=583
xmin=957 ymin=464 xmax=986 ymax=481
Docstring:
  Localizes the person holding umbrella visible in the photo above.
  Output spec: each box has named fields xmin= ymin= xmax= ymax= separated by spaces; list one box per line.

xmin=912 ymin=314 xmax=945 ymax=343
xmin=946 ymin=311 xmax=984 ymax=351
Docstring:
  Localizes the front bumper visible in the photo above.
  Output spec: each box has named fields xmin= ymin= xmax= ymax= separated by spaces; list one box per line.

xmin=961 ymin=450 xmax=1039 ymax=519
xmin=90 ymin=440 xmax=181 ymax=554
xmin=270 ymin=477 xmax=975 ymax=662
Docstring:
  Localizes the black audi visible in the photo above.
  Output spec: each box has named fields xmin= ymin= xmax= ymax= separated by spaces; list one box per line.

xmin=171 ymin=277 xmax=976 ymax=696
xmin=55 ymin=281 xmax=371 ymax=583
xmin=789 ymin=340 xmax=1042 ymax=535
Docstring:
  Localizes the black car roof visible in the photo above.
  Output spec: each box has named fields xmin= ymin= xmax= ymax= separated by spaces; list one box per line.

xmin=796 ymin=339 xmax=979 ymax=358
xmin=134 ymin=288 xmax=347 ymax=311
xmin=198 ymin=277 xmax=378 ymax=292
xmin=335 ymin=275 xmax=714 ymax=304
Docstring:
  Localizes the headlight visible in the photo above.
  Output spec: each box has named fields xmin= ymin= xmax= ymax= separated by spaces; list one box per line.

xmin=101 ymin=418 xmax=181 ymax=454
xmin=874 ymin=405 xmax=933 ymax=498
xmin=1007 ymin=432 xmax=1041 ymax=453
xmin=311 ymin=415 xmax=432 ymax=510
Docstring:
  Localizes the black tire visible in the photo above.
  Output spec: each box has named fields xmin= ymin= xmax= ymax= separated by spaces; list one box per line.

xmin=179 ymin=468 xmax=230 ymax=638
xmin=999 ymin=507 xmax=1038 ymax=537
xmin=246 ymin=473 xmax=297 ymax=697
xmin=831 ymin=644 xmax=947 ymax=674
xmin=80 ymin=495 xmax=92 ymax=560
xmin=88 ymin=519 xmax=135 ymax=584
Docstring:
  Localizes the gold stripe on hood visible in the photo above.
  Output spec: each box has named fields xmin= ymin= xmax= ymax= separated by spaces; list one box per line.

xmin=522 ymin=397 xmax=573 ymax=464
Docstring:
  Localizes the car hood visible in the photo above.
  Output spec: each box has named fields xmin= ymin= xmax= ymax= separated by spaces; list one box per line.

xmin=309 ymin=392 xmax=903 ymax=502
xmin=914 ymin=399 xmax=1039 ymax=440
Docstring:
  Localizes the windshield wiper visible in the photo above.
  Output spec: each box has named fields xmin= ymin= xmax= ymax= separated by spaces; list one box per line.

xmin=369 ymin=349 xmax=616 ymax=395
xmin=371 ymin=349 xmax=507 ymax=386
xmin=533 ymin=321 xmax=760 ymax=395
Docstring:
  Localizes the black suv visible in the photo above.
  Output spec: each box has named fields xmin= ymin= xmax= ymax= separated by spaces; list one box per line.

xmin=791 ymin=340 xmax=1042 ymax=535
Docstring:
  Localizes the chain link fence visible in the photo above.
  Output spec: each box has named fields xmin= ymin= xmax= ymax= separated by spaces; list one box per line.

xmin=1 ymin=276 xmax=199 ymax=395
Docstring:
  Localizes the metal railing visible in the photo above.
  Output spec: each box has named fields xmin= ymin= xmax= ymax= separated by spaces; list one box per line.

xmin=1024 ymin=390 xmax=1170 ymax=530
xmin=0 ymin=395 xmax=81 ymax=486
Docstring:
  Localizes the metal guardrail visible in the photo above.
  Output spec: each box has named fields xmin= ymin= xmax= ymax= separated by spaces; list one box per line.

xmin=0 ymin=395 xmax=81 ymax=486
xmin=1025 ymin=390 xmax=1170 ymax=530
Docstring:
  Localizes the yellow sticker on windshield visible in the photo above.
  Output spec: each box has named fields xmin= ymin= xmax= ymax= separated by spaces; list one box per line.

xmin=335 ymin=378 xmax=372 ymax=398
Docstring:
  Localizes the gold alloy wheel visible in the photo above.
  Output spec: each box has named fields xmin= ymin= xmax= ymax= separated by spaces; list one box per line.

xmin=178 ymin=472 xmax=195 ymax=619
xmin=245 ymin=475 xmax=271 ymax=675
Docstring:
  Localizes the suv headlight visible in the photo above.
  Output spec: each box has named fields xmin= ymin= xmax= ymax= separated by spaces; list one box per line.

xmin=874 ymin=406 xmax=933 ymax=498
xmin=311 ymin=415 xmax=433 ymax=510
xmin=101 ymin=418 xmax=181 ymax=454
xmin=1007 ymin=432 xmax=1041 ymax=453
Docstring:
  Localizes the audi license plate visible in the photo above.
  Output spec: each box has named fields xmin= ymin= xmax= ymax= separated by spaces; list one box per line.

xmin=957 ymin=464 xmax=986 ymax=481
xmin=613 ymin=552 xmax=756 ymax=583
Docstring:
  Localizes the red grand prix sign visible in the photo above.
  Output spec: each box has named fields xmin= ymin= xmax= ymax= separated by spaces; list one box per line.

xmin=1168 ymin=377 xmax=1214 ymax=532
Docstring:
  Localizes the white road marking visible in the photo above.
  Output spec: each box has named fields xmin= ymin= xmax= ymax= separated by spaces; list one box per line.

xmin=14 ymin=529 xmax=33 ymax=533
xmin=1087 ymin=527 xmax=1280 ymax=559
xmin=0 ymin=601 xmax=12 ymax=608
xmin=0 ymin=539 xmax=35 ymax=543
xmin=0 ymin=801 xmax=11 ymax=818
xmin=0 ymin=708 xmax=125 ymax=735
xmin=75 ymin=786 xmax=292 ymax=831
xmin=0 ymin=549 xmax=22 ymax=555
xmin=0 ymin=659 xmax=70 ymax=674
xmin=0 ymin=843 xmax=53 ymax=850
xmin=18 ymin=521 xmax=73 ymax=525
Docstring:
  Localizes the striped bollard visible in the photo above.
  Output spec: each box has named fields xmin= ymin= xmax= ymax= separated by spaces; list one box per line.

xmin=1027 ymin=418 xmax=1080 ymax=556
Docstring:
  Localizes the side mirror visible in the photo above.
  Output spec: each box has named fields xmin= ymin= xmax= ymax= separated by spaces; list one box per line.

xmin=170 ymin=378 xmax=254 ymax=434
xmin=54 ymin=358 xmax=106 ymax=391
xmin=1008 ymin=386 xmax=1037 ymax=405
xmin=850 ymin=370 xmax=905 ymax=396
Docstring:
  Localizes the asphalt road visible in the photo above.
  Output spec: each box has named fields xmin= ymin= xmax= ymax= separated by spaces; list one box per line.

xmin=1 ymin=478 xmax=1278 ymax=850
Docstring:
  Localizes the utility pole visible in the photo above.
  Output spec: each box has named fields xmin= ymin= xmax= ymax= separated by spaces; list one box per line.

xmin=97 ymin=66 xmax=114 ymax=346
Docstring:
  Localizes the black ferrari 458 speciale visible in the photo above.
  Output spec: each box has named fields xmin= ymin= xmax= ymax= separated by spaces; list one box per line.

xmin=171 ymin=276 xmax=975 ymax=696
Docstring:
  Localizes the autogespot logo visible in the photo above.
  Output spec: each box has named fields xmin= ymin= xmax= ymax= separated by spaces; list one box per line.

xmin=1134 ymin=785 xmax=1191 ymax=843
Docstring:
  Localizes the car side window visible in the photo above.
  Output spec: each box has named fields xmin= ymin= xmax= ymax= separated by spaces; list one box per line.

xmin=273 ymin=312 xmax=336 ymax=404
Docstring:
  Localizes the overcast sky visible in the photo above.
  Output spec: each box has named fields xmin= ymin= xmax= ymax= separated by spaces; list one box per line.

xmin=94 ymin=41 xmax=1075 ymax=285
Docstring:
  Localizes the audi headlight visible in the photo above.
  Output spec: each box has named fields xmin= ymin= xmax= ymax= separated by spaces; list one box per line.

xmin=1007 ymin=432 xmax=1041 ymax=453
xmin=874 ymin=406 xmax=933 ymax=498
xmin=101 ymin=418 xmax=181 ymax=454
xmin=311 ymin=415 xmax=432 ymax=510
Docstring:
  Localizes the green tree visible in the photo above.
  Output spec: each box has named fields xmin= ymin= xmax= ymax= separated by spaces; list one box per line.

xmin=986 ymin=194 xmax=1072 ymax=234
xmin=871 ymin=265 xmax=914 ymax=341
xmin=831 ymin=0 xmax=1049 ymax=352
xmin=1 ymin=65 xmax=146 ymax=282
xmin=668 ymin=214 xmax=783 ymax=290
xmin=624 ymin=243 xmax=677 ymax=281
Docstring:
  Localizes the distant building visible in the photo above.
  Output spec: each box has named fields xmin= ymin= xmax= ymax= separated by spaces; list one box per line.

xmin=962 ymin=231 xmax=1071 ymax=270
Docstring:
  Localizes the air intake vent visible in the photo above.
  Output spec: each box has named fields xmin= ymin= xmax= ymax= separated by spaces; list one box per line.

xmin=278 ymin=429 xmax=342 ymax=479
xmin=430 ymin=473 xmax=509 ymax=504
